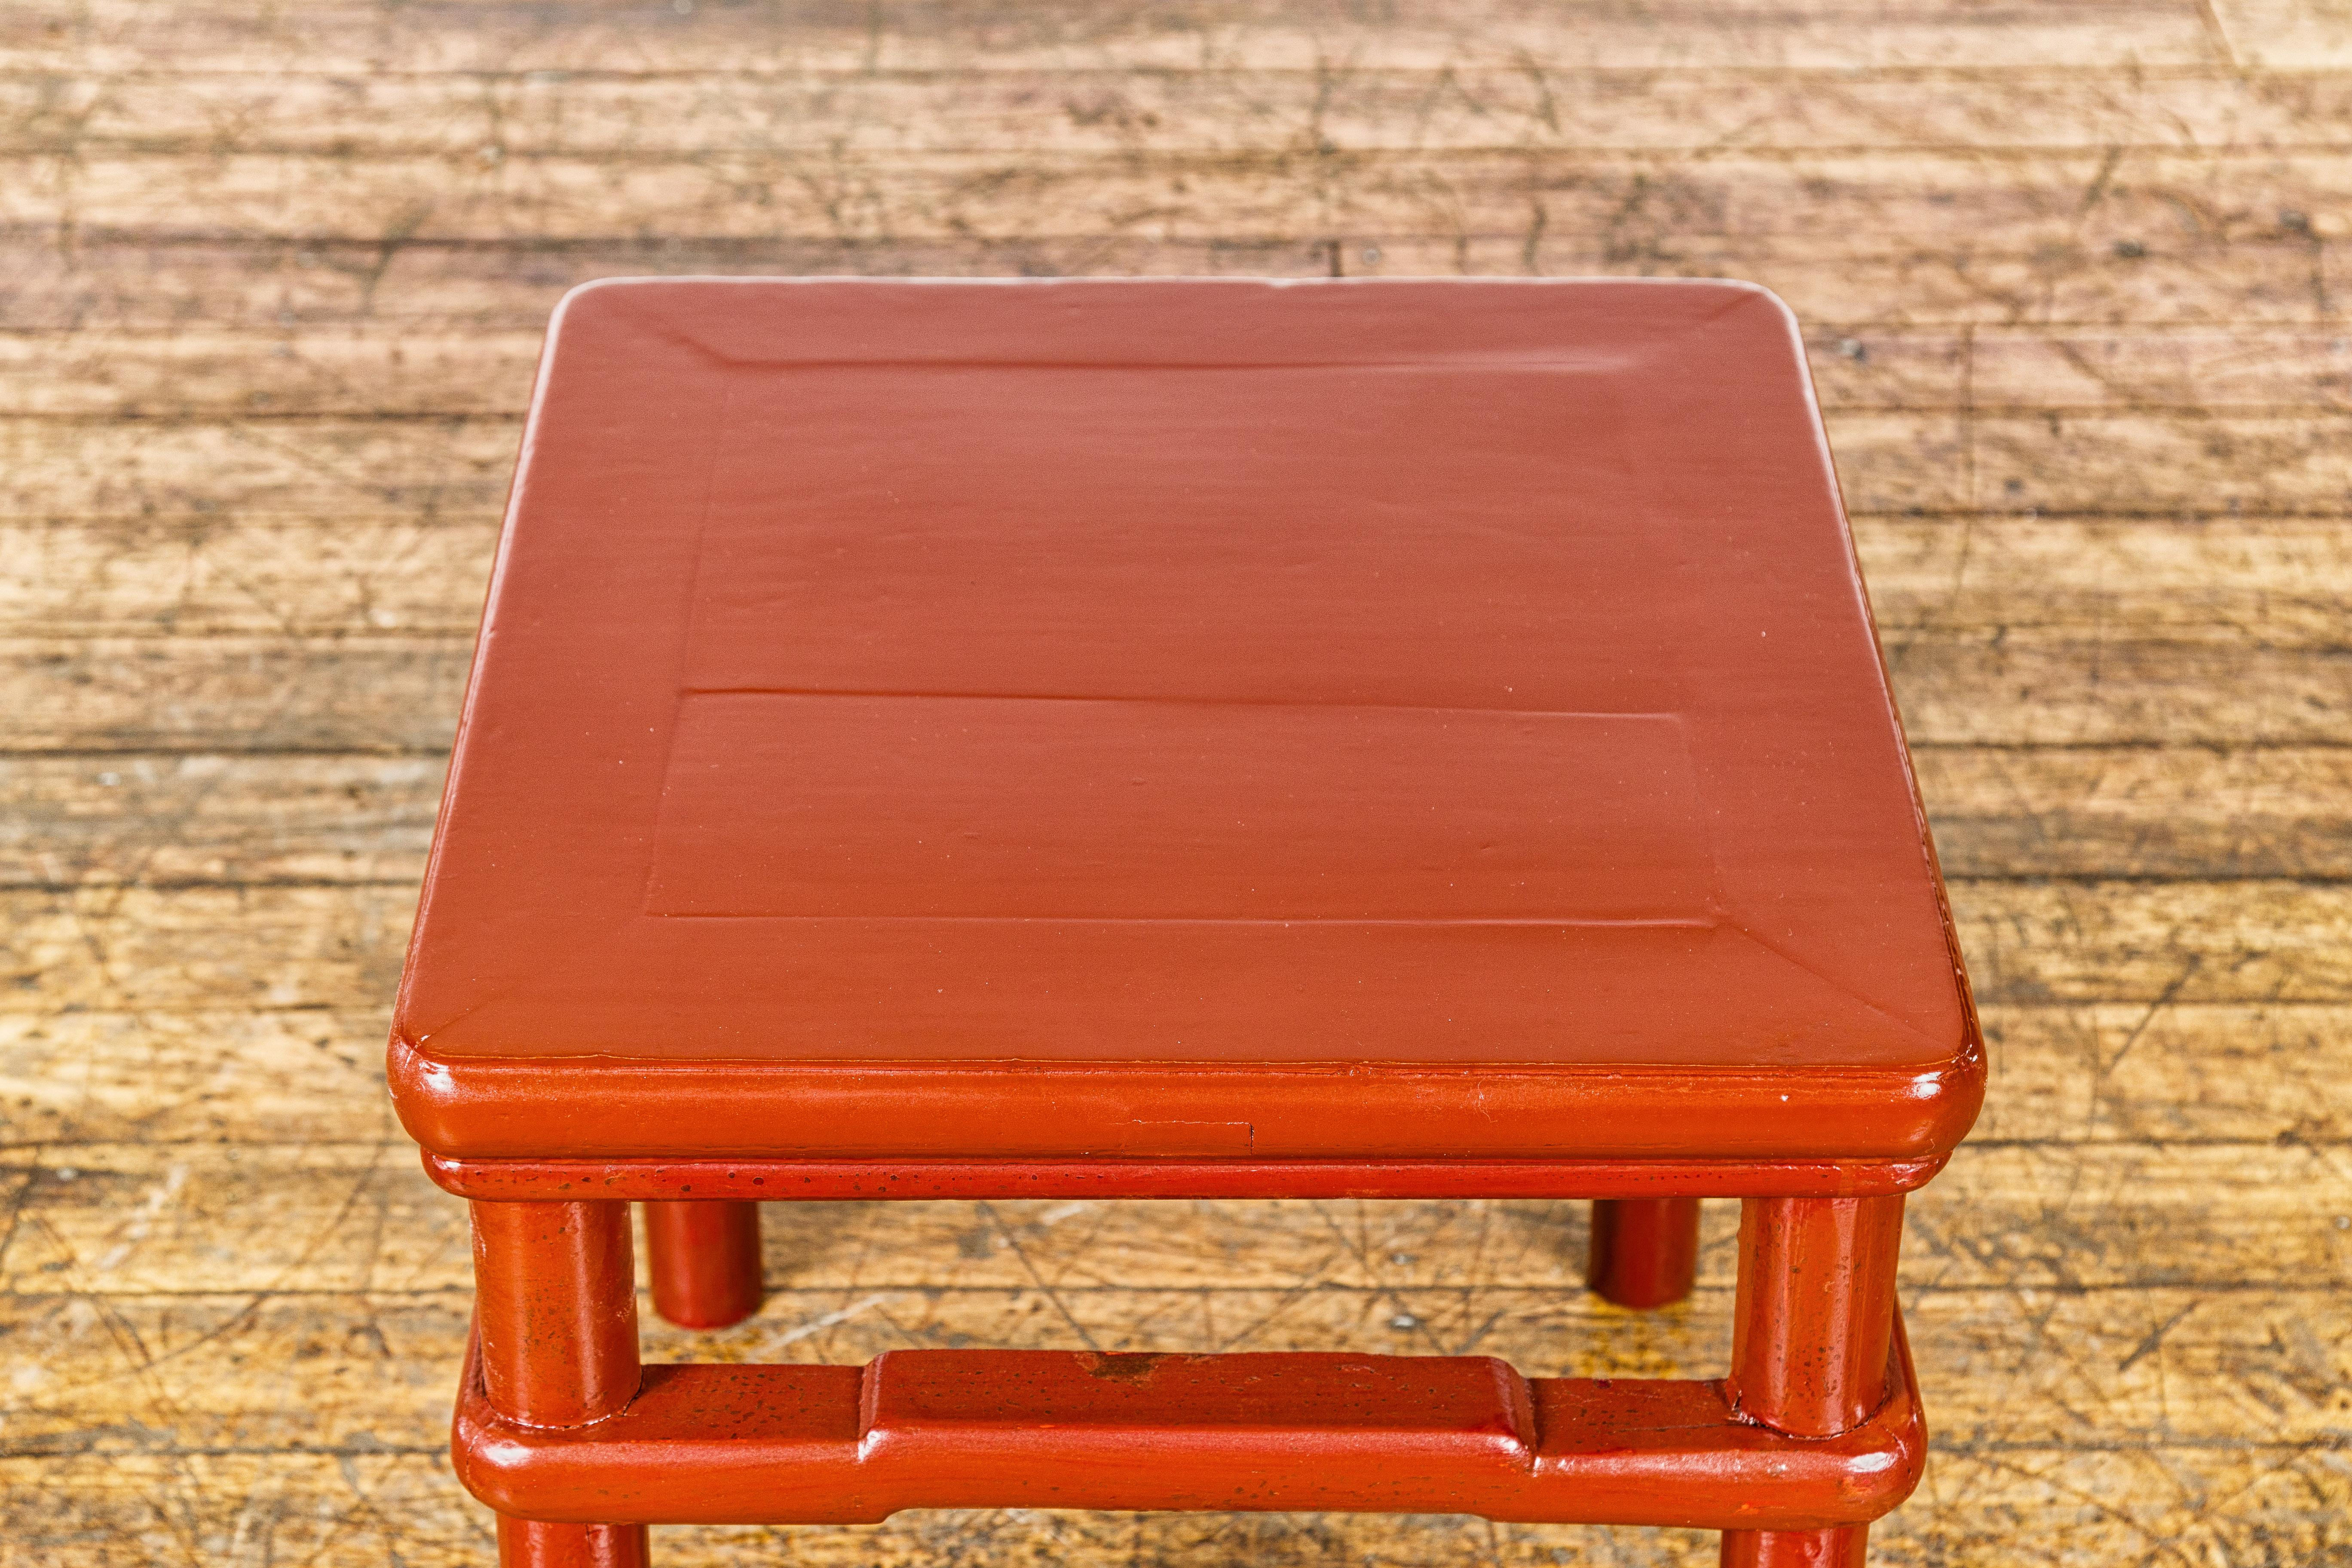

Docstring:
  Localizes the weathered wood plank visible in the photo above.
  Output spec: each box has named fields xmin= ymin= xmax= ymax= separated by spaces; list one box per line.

xmin=1961 ymin=326 xmax=2352 ymax=410
xmin=4 ymin=1440 xmax=2342 ymax=1568
xmin=0 ymin=2 xmax=2228 ymax=76
xmin=0 ymin=753 xmax=444 ymax=886
xmin=0 ymin=639 xmax=469 ymax=753
xmin=16 ymin=67 xmax=2352 ymax=162
xmin=3 ymin=1443 xmax=2344 ymax=1568
xmin=1859 ymin=518 xmax=2352 ymax=646
xmin=1910 ymin=1142 xmax=2352 ymax=1292
xmin=5 ymin=1141 xmax=2345 ymax=1298
xmin=0 ymin=885 xmax=418 ymax=1015
xmin=1829 ymin=409 xmax=2352 ymax=516
xmin=0 ymin=416 xmax=519 ymax=521
xmin=0 ymin=329 xmax=548 ymax=420
xmin=1973 ymin=1003 xmax=2352 ymax=1142
xmin=1951 ymin=879 xmax=2352 ymax=1006
xmin=0 ymin=1452 xmax=495 ymax=1568
xmin=0 ymin=1145 xmax=464 ymax=1298
xmin=0 ymin=1008 xmax=401 ymax=1146
xmin=2210 ymin=0 xmax=2352 ymax=67
xmin=1886 ymin=640 xmax=2352 ymax=745
xmin=0 ymin=520 xmax=498 ymax=636
xmin=1814 ymin=327 xmax=2352 ymax=413
xmin=1966 ymin=410 xmax=2352 ymax=514
xmin=1914 ymin=745 xmax=2352 ymax=878
xmin=1891 ymin=1445 xmax=2352 ymax=1567
xmin=15 ymin=151 xmax=2346 ymax=263
xmin=8 ymin=230 xmax=2329 ymax=331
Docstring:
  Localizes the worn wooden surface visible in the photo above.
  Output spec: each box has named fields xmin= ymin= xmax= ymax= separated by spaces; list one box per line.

xmin=3 ymin=3 xmax=2350 ymax=1564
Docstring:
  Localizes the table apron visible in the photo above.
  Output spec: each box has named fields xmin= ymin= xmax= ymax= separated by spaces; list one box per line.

xmin=424 ymin=1152 xmax=1948 ymax=1201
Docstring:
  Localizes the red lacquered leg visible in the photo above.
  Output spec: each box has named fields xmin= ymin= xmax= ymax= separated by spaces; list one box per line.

xmin=642 ymin=1200 xmax=764 ymax=1328
xmin=1718 ymin=1195 xmax=1905 ymax=1568
xmin=1587 ymin=1197 xmax=1702 ymax=1307
xmin=472 ymin=1200 xmax=650 ymax=1568
xmin=496 ymin=1516 xmax=653 ymax=1568
xmin=1719 ymin=1526 xmax=1869 ymax=1568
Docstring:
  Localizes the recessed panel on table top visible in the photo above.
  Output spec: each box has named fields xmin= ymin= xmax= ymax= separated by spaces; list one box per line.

xmin=655 ymin=357 xmax=1711 ymax=926
xmin=396 ymin=279 xmax=1971 ymax=1076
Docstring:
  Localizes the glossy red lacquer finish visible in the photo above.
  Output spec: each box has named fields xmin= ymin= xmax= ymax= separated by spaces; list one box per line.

xmin=470 ymin=1202 xmax=640 ymax=1426
xmin=1728 ymin=1196 xmax=1907 ymax=1436
xmin=1721 ymin=1529 xmax=1872 ymax=1568
xmin=400 ymin=279 xmax=1972 ymax=1565
xmin=388 ymin=277 xmax=1981 ymax=1172
xmin=494 ymin=1516 xmax=648 ymax=1568
xmin=453 ymin=1325 xmax=1923 ymax=1530
xmin=1588 ymin=1197 xmax=1703 ymax=1308
xmin=642 ymin=1200 xmax=763 ymax=1328
xmin=470 ymin=1202 xmax=649 ymax=1567
xmin=1719 ymin=1195 xmax=1908 ymax=1566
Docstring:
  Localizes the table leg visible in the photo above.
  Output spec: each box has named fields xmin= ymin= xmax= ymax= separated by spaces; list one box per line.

xmin=642 ymin=1200 xmax=764 ymax=1328
xmin=1718 ymin=1194 xmax=1905 ymax=1568
xmin=1587 ymin=1197 xmax=1701 ymax=1307
xmin=472 ymin=1200 xmax=650 ymax=1568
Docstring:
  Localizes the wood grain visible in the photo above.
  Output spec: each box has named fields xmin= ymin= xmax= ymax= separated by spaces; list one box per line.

xmin=10 ymin=230 xmax=2329 ymax=329
xmin=17 ymin=153 xmax=2351 ymax=272
xmin=34 ymin=64 xmax=2352 ymax=159
xmin=0 ymin=3 xmax=2234 ymax=75
xmin=3 ymin=2 xmax=2346 ymax=1562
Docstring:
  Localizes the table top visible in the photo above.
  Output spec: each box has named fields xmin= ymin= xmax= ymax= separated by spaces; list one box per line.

xmin=389 ymin=278 xmax=1981 ymax=1169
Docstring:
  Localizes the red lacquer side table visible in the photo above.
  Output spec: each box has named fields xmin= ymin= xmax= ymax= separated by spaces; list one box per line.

xmin=389 ymin=278 xmax=1982 ymax=1568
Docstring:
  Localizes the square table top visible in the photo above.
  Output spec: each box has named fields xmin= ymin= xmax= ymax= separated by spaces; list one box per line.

xmin=390 ymin=277 xmax=1981 ymax=1171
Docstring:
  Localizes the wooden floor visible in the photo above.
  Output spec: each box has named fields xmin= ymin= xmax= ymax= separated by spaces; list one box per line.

xmin=5 ymin=2 xmax=2351 ymax=1563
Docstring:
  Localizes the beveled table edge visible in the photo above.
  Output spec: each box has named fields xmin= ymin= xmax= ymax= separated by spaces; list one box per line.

xmin=390 ymin=1032 xmax=1984 ymax=1170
